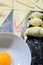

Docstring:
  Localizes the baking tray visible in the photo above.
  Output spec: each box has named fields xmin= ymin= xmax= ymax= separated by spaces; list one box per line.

xmin=21 ymin=11 xmax=43 ymax=65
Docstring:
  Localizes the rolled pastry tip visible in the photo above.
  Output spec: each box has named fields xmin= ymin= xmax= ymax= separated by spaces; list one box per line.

xmin=24 ymin=35 xmax=27 ymax=41
xmin=27 ymin=18 xmax=42 ymax=27
xmin=24 ymin=29 xmax=29 ymax=41
xmin=29 ymin=12 xmax=43 ymax=19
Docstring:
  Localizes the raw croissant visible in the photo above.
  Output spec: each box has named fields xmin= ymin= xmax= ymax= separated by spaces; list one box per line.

xmin=27 ymin=18 xmax=42 ymax=27
xmin=24 ymin=27 xmax=43 ymax=41
xmin=29 ymin=12 xmax=43 ymax=19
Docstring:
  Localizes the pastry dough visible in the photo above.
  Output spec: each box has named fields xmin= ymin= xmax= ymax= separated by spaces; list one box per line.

xmin=40 ymin=28 xmax=43 ymax=37
xmin=41 ymin=22 xmax=43 ymax=27
xmin=24 ymin=12 xmax=43 ymax=41
xmin=29 ymin=12 xmax=43 ymax=19
xmin=24 ymin=27 xmax=43 ymax=40
xmin=24 ymin=27 xmax=41 ymax=40
xmin=27 ymin=18 xmax=42 ymax=27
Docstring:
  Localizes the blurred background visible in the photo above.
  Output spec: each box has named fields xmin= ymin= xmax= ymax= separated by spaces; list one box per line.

xmin=0 ymin=0 xmax=43 ymax=36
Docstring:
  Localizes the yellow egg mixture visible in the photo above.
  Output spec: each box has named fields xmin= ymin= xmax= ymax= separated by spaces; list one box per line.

xmin=0 ymin=52 xmax=12 ymax=65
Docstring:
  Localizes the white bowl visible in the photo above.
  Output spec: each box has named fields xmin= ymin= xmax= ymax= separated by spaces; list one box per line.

xmin=0 ymin=33 xmax=31 ymax=65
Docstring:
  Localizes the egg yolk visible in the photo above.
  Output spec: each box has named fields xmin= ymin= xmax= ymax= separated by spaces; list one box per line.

xmin=0 ymin=52 xmax=12 ymax=65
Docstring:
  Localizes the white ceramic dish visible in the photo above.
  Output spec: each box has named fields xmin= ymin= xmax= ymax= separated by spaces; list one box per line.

xmin=0 ymin=33 xmax=31 ymax=65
